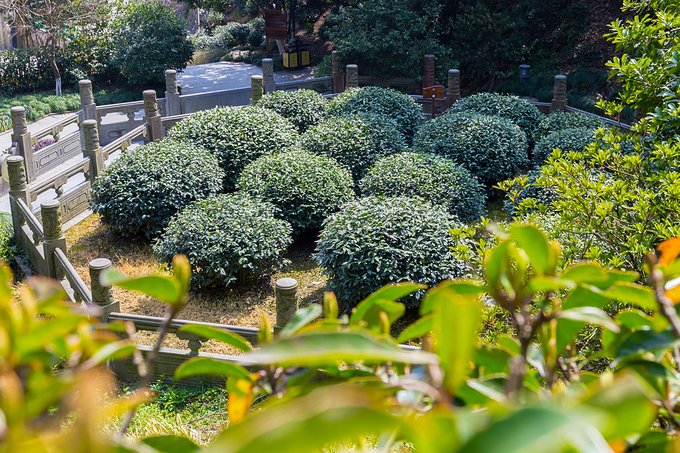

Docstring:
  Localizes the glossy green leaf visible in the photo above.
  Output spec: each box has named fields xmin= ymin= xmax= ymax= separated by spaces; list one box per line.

xmin=557 ymin=307 xmax=620 ymax=332
xmin=141 ymin=435 xmax=199 ymax=453
xmin=179 ymin=324 xmax=251 ymax=351
xmin=242 ymin=331 xmax=438 ymax=367
xmin=101 ymin=268 xmax=182 ymax=305
xmin=484 ymin=240 xmax=510 ymax=296
xmin=601 ymin=282 xmax=657 ymax=311
xmin=561 ymin=263 xmax=609 ymax=284
xmin=396 ymin=315 xmax=433 ymax=343
xmin=509 ymin=224 xmax=555 ymax=275
xmin=175 ymin=357 xmax=251 ymax=381
xmin=280 ymin=305 xmax=322 ymax=337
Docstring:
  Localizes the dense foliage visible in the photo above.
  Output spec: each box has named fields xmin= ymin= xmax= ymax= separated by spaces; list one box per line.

xmin=257 ymin=89 xmax=327 ymax=132
xmin=110 ymin=2 xmax=194 ymax=86
xmin=359 ymin=152 xmax=485 ymax=222
xmin=532 ymin=127 xmax=596 ymax=165
xmin=300 ymin=113 xmax=406 ymax=180
xmin=414 ymin=112 xmax=528 ymax=186
xmin=533 ymin=111 xmax=605 ymax=141
xmin=153 ymin=194 xmax=292 ymax=288
xmin=326 ymin=87 xmax=423 ymax=140
xmin=91 ymin=140 xmax=223 ymax=238
xmin=237 ymin=150 xmax=355 ymax=234
xmin=315 ymin=196 xmax=468 ymax=310
xmin=168 ymin=106 xmax=299 ymax=189
xmin=447 ymin=92 xmax=543 ymax=140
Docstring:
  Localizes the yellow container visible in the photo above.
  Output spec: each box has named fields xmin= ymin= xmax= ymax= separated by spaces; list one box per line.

xmin=283 ymin=51 xmax=299 ymax=69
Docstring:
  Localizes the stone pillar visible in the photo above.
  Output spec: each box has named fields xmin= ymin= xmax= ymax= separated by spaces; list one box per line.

xmin=262 ymin=58 xmax=276 ymax=94
xmin=251 ymin=75 xmax=264 ymax=105
xmin=10 ymin=107 xmax=34 ymax=182
xmin=447 ymin=69 xmax=461 ymax=107
xmin=275 ymin=277 xmax=298 ymax=329
xmin=332 ymin=51 xmax=344 ymax=93
xmin=83 ymin=120 xmax=105 ymax=180
xmin=7 ymin=156 xmax=30 ymax=244
xmin=143 ymin=90 xmax=164 ymax=142
xmin=165 ymin=70 xmax=181 ymax=116
xmin=346 ymin=64 xmax=358 ymax=89
xmin=89 ymin=258 xmax=119 ymax=321
xmin=79 ymin=80 xmax=97 ymax=121
xmin=551 ymin=74 xmax=568 ymax=112
xmin=41 ymin=200 xmax=66 ymax=279
xmin=423 ymin=54 xmax=436 ymax=92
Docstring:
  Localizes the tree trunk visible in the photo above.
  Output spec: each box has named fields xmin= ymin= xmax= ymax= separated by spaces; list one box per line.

xmin=48 ymin=39 xmax=61 ymax=96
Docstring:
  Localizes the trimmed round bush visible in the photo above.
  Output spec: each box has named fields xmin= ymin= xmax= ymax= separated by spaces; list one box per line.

xmin=91 ymin=140 xmax=224 ymax=238
xmin=315 ymin=196 xmax=469 ymax=310
xmin=238 ymin=150 xmax=355 ymax=234
xmin=447 ymin=92 xmax=543 ymax=140
xmin=258 ymin=89 xmax=328 ymax=132
xmin=359 ymin=152 xmax=485 ymax=222
xmin=534 ymin=111 xmax=605 ymax=141
xmin=300 ymin=113 xmax=407 ymax=180
xmin=153 ymin=194 xmax=293 ymax=288
xmin=532 ymin=127 xmax=596 ymax=165
xmin=168 ymin=106 xmax=299 ymax=189
xmin=414 ymin=112 xmax=528 ymax=186
xmin=326 ymin=87 xmax=423 ymax=140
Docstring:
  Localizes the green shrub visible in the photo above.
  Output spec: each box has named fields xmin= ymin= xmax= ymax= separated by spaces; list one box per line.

xmin=532 ymin=127 xmax=596 ymax=165
xmin=0 ymin=213 xmax=13 ymax=265
xmin=110 ymin=2 xmax=194 ymax=86
xmin=238 ymin=150 xmax=355 ymax=234
xmin=315 ymin=196 xmax=469 ymax=310
xmin=247 ymin=17 xmax=265 ymax=47
xmin=153 ymin=194 xmax=292 ymax=288
xmin=534 ymin=111 xmax=606 ymax=141
xmin=414 ymin=112 xmax=528 ymax=186
xmin=326 ymin=87 xmax=423 ymax=140
xmin=359 ymin=152 xmax=485 ymax=222
xmin=447 ymin=92 xmax=543 ymax=140
xmin=0 ymin=49 xmax=53 ymax=95
xmin=91 ymin=140 xmax=223 ymax=238
xmin=299 ymin=113 xmax=406 ymax=180
xmin=168 ymin=106 xmax=299 ymax=189
xmin=258 ymin=89 xmax=327 ymax=132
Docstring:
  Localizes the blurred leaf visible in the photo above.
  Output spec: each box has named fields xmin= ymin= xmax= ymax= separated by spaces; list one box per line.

xmin=658 ymin=237 xmax=680 ymax=266
xmin=558 ymin=307 xmax=620 ymax=332
xmin=101 ymin=268 xmax=182 ymax=306
xmin=175 ymin=358 xmax=251 ymax=381
xmin=618 ymin=359 xmax=672 ymax=397
xmin=280 ymin=305 xmax=323 ymax=337
xmin=616 ymin=329 xmax=680 ymax=359
xmin=171 ymin=255 xmax=192 ymax=299
xmin=396 ymin=315 xmax=432 ymax=343
xmin=141 ymin=435 xmax=199 ymax=453
xmin=179 ymin=325 xmax=251 ymax=351
xmin=323 ymin=292 xmax=338 ymax=320
xmin=258 ymin=313 xmax=273 ymax=345
xmin=228 ymin=378 xmax=255 ymax=424
xmin=420 ymin=280 xmax=484 ymax=314
xmin=562 ymin=263 xmax=609 ymax=284
xmin=509 ymin=224 xmax=555 ymax=275
xmin=83 ymin=341 xmax=137 ymax=367
xmin=351 ymin=282 xmax=425 ymax=324
xmin=526 ymin=276 xmax=572 ymax=293
xmin=601 ymin=283 xmax=656 ymax=311
xmin=351 ymin=299 xmax=405 ymax=331
xmin=16 ymin=316 xmax=83 ymax=355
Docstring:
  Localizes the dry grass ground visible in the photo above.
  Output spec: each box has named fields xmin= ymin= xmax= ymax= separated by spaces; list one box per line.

xmin=65 ymin=214 xmax=327 ymax=353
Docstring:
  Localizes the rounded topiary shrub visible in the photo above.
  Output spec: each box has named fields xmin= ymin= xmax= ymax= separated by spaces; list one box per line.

xmin=167 ymin=106 xmax=298 ymax=189
xmin=315 ymin=196 xmax=469 ymax=311
xmin=532 ymin=127 xmax=596 ymax=165
xmin=300 ymin=113 xmax=407 ymax=180
xmin=359 ymin=152 xmax=485 ymax=222
xmin=447 ymin=92 xmax=543 ymax=140
xmin=534 ymin=111 xmax=605 ymax=141
xmin=153 ymin=194 xmax=293 ymax=288
xmin=257 ymin=89 xmax=328 ymax=132
xmin=413 ymin=112 xmax=528 ymax=186
xmin=91 ymin=140 xmax=224 ymax=238
xmin=237 ymin=150 xmax=355 ymax=234
xmin=326 ymin=87 xmax=423 ymax=140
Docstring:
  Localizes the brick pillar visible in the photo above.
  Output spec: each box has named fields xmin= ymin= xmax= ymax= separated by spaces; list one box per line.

xmin=551 ymin=74 xmax=568 ymax=112
xmin=447 ymin=69 xmax=461 ymax=107
xmin=251 ymin=75 xmax=264 ymax=105
xmin=423 ymin=54 xmax=435 ymax=91
xmin=332 ymin=51 xmax=344 ymax=93
xmin=143 ymin=90 xmax=164 ymax=142
xmin=165 ymin=70 xmax=181 ymax=116
xmin=262 ymin=58 xmax=276 ymax=93
xmin=346 ymin=64 xmax=358 ymax=89
xmin=41 ymin=200 xmax=67 ymax=279
xmin=10 ymin=107 xmax=34 ymax=182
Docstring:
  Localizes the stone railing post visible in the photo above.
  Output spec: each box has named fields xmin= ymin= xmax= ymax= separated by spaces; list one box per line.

xmin=447 ymin=69 xmax=461 ymax=107
xmin=346 ymin=64 xmax=358 ymax=89
xmin=143 ymin=90 xmax=164 ymax=142
xmin=165 ymin=70 xmax=182 ymax=116
xmin=251 ymin=75 xmax=264 ymax=105
xmin=41 ymin=200 xmax=66 ymax=279
xmin=7 ymin=156 xmax=30 ymax=243
xmin=89 ymin=258 xmax=119 ymax=321
xmin=423 ymin=54 xmax=435 ymax=91
xmin=10 ymin=106 xmax=35 ymax=182
xmin=79 ymin=80 xmax=97 ymax=121
xmin=332 ymin=51 xmax=344 ymax=93
xmin=275 ymin=277 xmax=298 ymax=330
xmin=262 ymin=58 xmax=276 ymax=94
xmin=551 ymin=74 xmax=568 ymax=112
xmin=82 ymin=120 xmax=105 ymax=180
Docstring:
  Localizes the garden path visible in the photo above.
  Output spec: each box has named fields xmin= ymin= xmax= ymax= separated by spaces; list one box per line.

xmin=0 ymin=61 xmax=316 ymax=213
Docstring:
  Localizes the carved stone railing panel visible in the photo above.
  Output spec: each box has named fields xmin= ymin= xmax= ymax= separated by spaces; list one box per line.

xmin=33 ymin=131 xmax=82 ymax=178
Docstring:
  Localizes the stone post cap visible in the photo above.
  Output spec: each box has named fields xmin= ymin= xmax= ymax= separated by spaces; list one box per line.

xmin=251 ymin=74 xmax=264 ymax=80
xmin=79 ymin=79 xmax=92 ymax=87
xmin=276 ymin=277 xmax=298 ymax=290
xmin=40 ymin=199 xmax=60 ymax=211
xmin=89 ymin=257 xmax=112 ymax=270
xmin=165 ymin=69 xmax=177 ymax=75
xmin=448 ymin=69 xmax=460 ymax=74
xmin=143 ymin=89 xmax=157 ymax=97
xmin=262 ymin=58 xmax=273 ymax=63
xmin=555 ymin=74 xmax=567 ymax=81
xmin=82 ymin=119 xmax=97 ymax=127
xmin=424 ymin=54 xmax=435 ymax=59
xmin=10 ymin=106 xmax=25 ymax=113
xmin=346 ymin=64 xmax=358 ymax=69
xmin=7 ymin=155 xmax=24 ymax=164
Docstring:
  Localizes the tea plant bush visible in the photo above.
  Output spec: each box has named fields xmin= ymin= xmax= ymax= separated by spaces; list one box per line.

xmin=532 ymin=127 xmax=596 ymax=165
xmin=238 ymin=150 xmax=355 ymax=234
xmin=534 ymin=111 xmax=605 ymax=141
xmin=359 ymin=152 xmax=485 ymax=222
xmin=414 ymin=112 xmax=528 ymax=186
xmin=257 ymin=89 xmax=328 ymax=132
xmin=300 ymin=113 xmax=406 ymax=180
xmin=91 ymin=140 xmax=223 ymax=238
xmin=153 ymin=194 xmax=292 ymax=288
xmin=447 ymin=92 xmax=543 ymax=140
xmin=315 ymin=196 xmax=469 ymax=310
xmin=326 ymin=87 xmax=423 ymax=140
xmin=168 ymin=106 xmax=299 ymax=189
